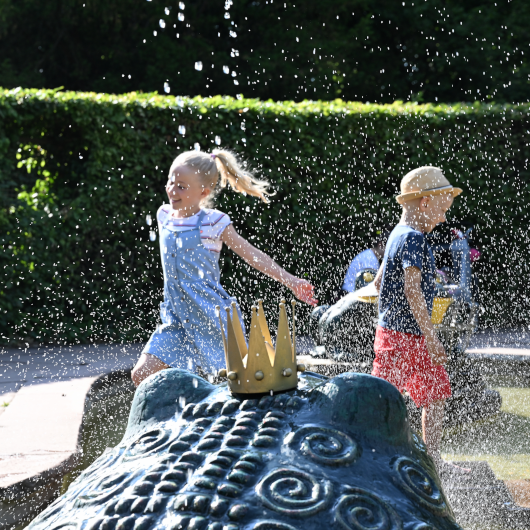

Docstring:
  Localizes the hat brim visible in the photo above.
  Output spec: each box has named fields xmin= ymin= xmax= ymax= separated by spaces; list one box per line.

xmin=396 ymin=187 xmax=463 ymax=205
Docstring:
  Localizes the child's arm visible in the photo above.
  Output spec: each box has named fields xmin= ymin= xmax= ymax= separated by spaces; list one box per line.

xmin=404 ymin=266 xmax=447 ymax=366
xmin=374 ymin=264 xmax=384 ymax=292
xmin=221 ymin=224 xmax=317 ymax=306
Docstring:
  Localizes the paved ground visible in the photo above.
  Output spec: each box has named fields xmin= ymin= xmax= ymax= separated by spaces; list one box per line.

xmin=0 ymin=343 xmax=142 ymax=493
xmin=1 ymin=330 xmax=530 ymax=528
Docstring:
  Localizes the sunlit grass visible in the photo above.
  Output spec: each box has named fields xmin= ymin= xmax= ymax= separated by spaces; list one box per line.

xmin=442 ymin=387 xmax=530 ymax=480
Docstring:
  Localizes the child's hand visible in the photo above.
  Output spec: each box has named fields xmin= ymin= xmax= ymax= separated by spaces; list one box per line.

xmin=426 ymin=337 xmax=448 ymax=366
xmin=290 ymin=278 xmax=318 ymax=306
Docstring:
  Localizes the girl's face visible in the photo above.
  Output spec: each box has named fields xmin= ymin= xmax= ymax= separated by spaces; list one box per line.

xmin=166 ymin=164 xmax=210 ymax=216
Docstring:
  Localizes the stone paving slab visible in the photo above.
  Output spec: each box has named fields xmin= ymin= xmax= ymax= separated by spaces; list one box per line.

xmin=0 ymin=344 xmax=142 ymax=496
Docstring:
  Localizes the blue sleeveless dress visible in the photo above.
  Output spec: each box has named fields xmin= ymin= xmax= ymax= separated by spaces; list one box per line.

xmin=143 ymin=209 xmax=245 ymax=373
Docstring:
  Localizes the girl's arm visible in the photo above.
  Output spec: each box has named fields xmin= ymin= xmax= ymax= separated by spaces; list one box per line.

xmin=221 ymin=224 xmax=317 ymax=306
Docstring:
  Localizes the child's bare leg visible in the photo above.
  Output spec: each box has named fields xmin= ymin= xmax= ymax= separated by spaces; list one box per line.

xmin=131 ymin=353 xmax=169 ymax=387
xmin=422 ymin=399 xmax=445 ymax=464
xmin=423 ymin=399 xmax=470 ymax=474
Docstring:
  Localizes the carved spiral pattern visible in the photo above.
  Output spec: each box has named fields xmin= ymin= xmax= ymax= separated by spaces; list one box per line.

xmin=74 ymin=471 xmax=139 ymax=507
xmin=286 ymin=426 xmax=360 ymax=466
xmin=413 ymin=524 xmax=437 ymax=530
xmin=392 ymin=457 xmax=447 ymax=516
xmin=253 ymin=521 xmax=299 ymax=530
xmin=256 ymin=468 xmax=332 ymax=517
xmin=125 ymin=428 xmax=171 ymax=460
xmin=335 ymin=489 xmax=402 ymax=530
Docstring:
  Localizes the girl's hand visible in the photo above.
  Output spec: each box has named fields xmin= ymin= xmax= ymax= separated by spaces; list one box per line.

xmin=290 ymin=278 xmax=318 ymax=306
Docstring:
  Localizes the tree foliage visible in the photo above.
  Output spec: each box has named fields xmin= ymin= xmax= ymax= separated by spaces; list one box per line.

xmin=0 ymin=0 xmax=529 ymax=103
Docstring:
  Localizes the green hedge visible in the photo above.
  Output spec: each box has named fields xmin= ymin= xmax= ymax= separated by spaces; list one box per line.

xmin=1 ymin=88 xmax=529 ymax=346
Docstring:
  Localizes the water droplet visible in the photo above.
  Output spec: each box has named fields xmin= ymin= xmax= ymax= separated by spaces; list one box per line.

xmin=159 ymin=19 xmax=166 ymax=28
xmin=179 ymin=1 xmax=185 ymax=9
xmin=233 ymin=80 xmax=239 ymax=85
xmin=153 ymin=30 xmax=157 ymax=36
xmin=149 ymin=231 xmax=157 ymax=241
xmin=215 ymin=136 xmax=221 ymax=145
xmin=176 ymin=96 xmax=184 ymax=108
xmin=194 ymin=61 xmax=203 ymax=71
xmin=146 ymin=214 xmax=152 ymax=226
xmin=229 ymin=30 xmax=237 ymax=38
xmin=224 ymin=12 xmax=230 ymax=19
xmin=194 ymin=142 xmax=201 ymax=151
xmin=164 ymin=82 xmax=170 ymax=93
xmin=178 ymin=125 xmax=186 ymax=135
xmin=179 ymin=396 xmax=186 ymax=408
xmin=198 ymin=270 xmax=204 ymax=279
xmin=178 ymin=12 xmax=185 ymax=21
xmin=188 ymin=358 xmax=193 ymax=370
xmin=164 ymin=7 xmax=170 ymax=15
xmin=231 ymin=71 xmax=236 ymax=77
xmin=192 ymin=378 xmax=198 ymax=388
xmin=223 ymin=65 xmax=229 ymax=74
xmin=245 ymin=206 xmax=250 ymax=212
xmin=177 ymin=238 xmax=183 ymax=248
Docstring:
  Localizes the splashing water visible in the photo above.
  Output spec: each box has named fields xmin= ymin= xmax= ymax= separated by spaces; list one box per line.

xmin=178 ymin=125 xmax=185 ymax=135
xmin=223 ymin=66 xmax=229 ymax=74
xmin=163 ymin=82 xmax=170 ymax=94
xmin=159 ymin=19 xmax=165 ymax=29
xmin=215 ymin=136 xmax=221 ymax=145
xmin=194 ymin=143 xmax=200 ymax=151
xmin=177 ymin=12 xmax=184 ymax=21
xmin=194 ymin=61 xmax=203 ymax=71
xmin=146 ymin=214 xmax=152 ymax=226
xmin=179 ymin=1 xmax=184 ymax=9
xmin=149 ymin=231 xmax=156 ymax=242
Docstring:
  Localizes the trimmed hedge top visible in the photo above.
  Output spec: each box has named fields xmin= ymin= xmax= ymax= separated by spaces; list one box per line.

xmin=1 ymin=88 xmax=529 ymax=345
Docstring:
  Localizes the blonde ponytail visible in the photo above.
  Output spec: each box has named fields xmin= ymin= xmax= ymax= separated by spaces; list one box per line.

xmin=169 ymin=149 xmax=272 ymax=208
xmin=212 ymin=149 xmax=272 ymax=204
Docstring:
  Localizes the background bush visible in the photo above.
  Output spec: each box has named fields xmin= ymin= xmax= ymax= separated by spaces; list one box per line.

xmin=0 ymin=0 xmax=529 ymax=103
xmin=1 ymin=88 xmax=529 ymax=346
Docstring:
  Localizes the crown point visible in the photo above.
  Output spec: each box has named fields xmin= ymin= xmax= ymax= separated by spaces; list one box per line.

xmin=254 ymin=370 xmax=264 ymax=381
xmin=282 ymin=368 xmax=293 ymax=377
xmin=227 ymin=371 xmax=238 ymax=381
xmin=297 ymin=363 xmax=306 ymax=373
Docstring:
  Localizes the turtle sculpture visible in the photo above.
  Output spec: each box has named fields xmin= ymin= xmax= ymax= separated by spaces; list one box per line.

xmin=27 ymin=301 xmax=462 ymax=530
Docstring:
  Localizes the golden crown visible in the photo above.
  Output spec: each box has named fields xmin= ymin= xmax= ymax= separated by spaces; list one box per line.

xmin=216 ymin=299 xmax=305 ymax=394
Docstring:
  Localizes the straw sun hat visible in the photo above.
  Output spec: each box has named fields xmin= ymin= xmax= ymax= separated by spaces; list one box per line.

xmin=396 ymin=166 xmax=462 ymax=205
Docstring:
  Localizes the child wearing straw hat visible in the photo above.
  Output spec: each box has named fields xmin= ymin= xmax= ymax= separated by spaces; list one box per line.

xmin=372 ymin=166 xmax=468 ymax=474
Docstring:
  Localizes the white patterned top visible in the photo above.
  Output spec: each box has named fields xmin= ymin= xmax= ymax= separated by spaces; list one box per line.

xmin=157 ymin=206 xmax=232 ymax=253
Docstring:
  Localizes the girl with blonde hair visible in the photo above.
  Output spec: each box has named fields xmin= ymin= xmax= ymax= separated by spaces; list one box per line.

xmin=132 ymin=149 xmax=316 ymax=386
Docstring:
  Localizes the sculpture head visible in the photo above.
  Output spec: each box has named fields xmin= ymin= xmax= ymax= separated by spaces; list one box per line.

xmin=27 ymin=369 xmax=461 ymax=530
